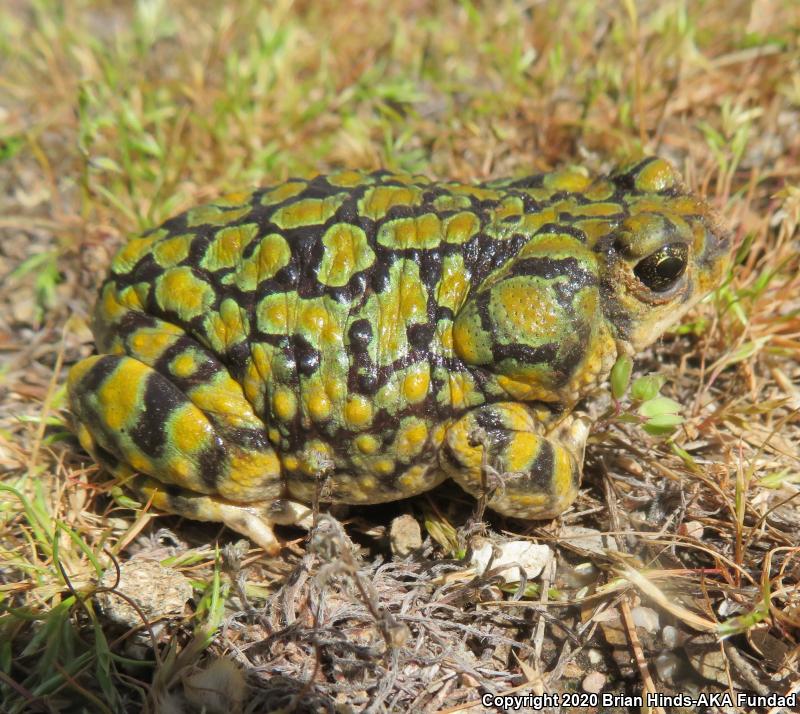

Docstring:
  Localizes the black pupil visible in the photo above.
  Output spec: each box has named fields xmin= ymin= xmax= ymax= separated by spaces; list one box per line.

xmin=634 ymin=243 xmax=688 ymax=292
xmin=656 ymin=256 xmax=684 ymax=279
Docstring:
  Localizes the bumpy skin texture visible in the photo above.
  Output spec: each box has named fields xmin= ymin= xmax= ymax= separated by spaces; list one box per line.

xmin=68 ymin=157 xmax=729 ymax=552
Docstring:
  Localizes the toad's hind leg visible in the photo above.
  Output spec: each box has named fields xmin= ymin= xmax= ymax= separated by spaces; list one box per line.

xmin=67 ymin=351 xmax=291 ymax=552
xmin=440 ymin=402 xmax=588 ymax=519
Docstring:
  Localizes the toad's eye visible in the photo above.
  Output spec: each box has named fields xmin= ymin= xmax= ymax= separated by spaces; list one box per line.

xmin=634 ymin=243 xmax=688 ymax=292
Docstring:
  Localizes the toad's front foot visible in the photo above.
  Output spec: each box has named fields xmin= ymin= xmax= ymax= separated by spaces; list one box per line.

xmin=440 ymin=402 xmax=589 ymax=520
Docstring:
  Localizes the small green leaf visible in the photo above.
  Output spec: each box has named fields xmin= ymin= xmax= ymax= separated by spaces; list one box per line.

xmin=638 ymin=396 xmax=682 ymax=418
xmin=631 ymin=374 xmax=666 ymax=402
xmin=642 ymin=413 xmax=684 ymax=436
xmin=758 ymin=468 xmax=796 ymax=489
xmin=610 ymin=354 xmax=633 ymax=400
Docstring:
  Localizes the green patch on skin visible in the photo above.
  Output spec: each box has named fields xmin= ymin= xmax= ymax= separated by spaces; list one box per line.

xmin=152 ymin=234 xmax=193 ymax=269
xmin=377 ymin=214 xmax=442 ymax=250
xmin=357 ymin=185 xmax=424 ymax=221
xmin=227 ymin=233 xmax=292 ymax=290
xmin=203 ymin=298 xmax=250 ymax=353
xmin=201 ymin=224 xmax=260 ymax=271
xmin=186 ymin=204 xmax=251 ymax=227
xmin=111 ymin=231 xmax=166 ymax=274
xmin=353 ymin=259 xmax=428 ymax=367
xmin=433 ymin=194 xmax=472 ymax=211
xmin=270 ymin=194 xmax=348 ymax=229
xmin=443 ymin=212 xmax=481 ymax=244
xmin=154 ymin=266 xmax=217 ymax=322
xmin=435 ymin=253 xmax=470 ymax=312
xmin=318 ymin=223 xmax=375 ymax=286
xmin=260 ymin=181 xmax=308 ymax=205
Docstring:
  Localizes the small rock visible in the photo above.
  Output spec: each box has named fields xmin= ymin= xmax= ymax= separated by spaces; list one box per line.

xmin=582 ymin=671 xmax=606 ymax=694
xmin=389 ymin=514 xmax=422 ymax=557
xmin=470 ymin=539 xmax=551 ymax=583
xmin=559 ymin=526 xmax=618 ymax=555
xmin=662 ymin=625 xmax=680 ymax=648
xmin=96 ymin=558 xmax=193 ymax=629
xmin=654 ymin=652 xmax=681 ymax=683
xmin=684 ymin=634 xmax=728 ymax=686
xmin=678 ymin=520 xmax=704 ymax=539
xmin=587 ymin=648 xmax=604 ymax=665
xmin=631 ymin=606 xmax=660 ymax=633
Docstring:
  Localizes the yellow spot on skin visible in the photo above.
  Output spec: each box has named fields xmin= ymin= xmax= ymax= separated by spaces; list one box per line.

xmin=551 ymin=447 xmax=575 ymax=499
xmin=170 ymin=352 xmax=198 ymax=378
xmin=361 ymin=259 xmax=428 ymax=367
xmin=261 ymin=180 xmax=307 ymax=205
xmin=188 ymin=376 xmax=265 ymax=430
xmin=232 ymin=233 xmax=291 ymax=291
xmin=111 ymin=233 xmax=161 ymax=274
xmin=378 ymin=214 xmax=441 ymax=249
xmin=204 ymin=299 xmax=249 ymax=353
xmin=300 ymin=303 xmax=329 ymax=333
xmin=155 ymin=267 xmax=215 ymax=322
xmin=584 ymin=179 xmax=615 ymax=201
xmin=169 ymin=404 xmax=213 ymax=455
xmin=153 ymin=235 xmax=191 ymax=268
xmin=268 ymin=427 xmax=280 ymax=444
xmin=436 ymin=254 xmax=470 ymax=312
xmin=373 ymin=457 xmax=396 ymax=476
xmin=261 ymin=299 xmax=290 ymax=332
xmin=327 ymin=170 xmax=367 ymax=187
xmin=437 ymin=320 xmax=454 ymax=354
xmin=563 ymin=201 xmax=624 ymax=217
xmin=186 ymin=204 xmax=250 ymax=227
xmin=324 ymin=377 xmax=346 ymax=401
xmin=344 ymin=394 xmax=373 ymax=428
xmin=445 ymin=372 xmax=480 ymax=410
xmin=493 ymin=197 xmax=524 ymax=221
xmin=216 ymin=191 xmax=249 ymax=206
xmin=359 ymin=475 xmax=377 ymax=492
xmin=271 ymin=195 xmax=345 ymax=229
xmin=444 ymin=418 xmax=482 ymax=471
xmin=518 ymin=233 xmax=586 ymax=259
xmin=98 ymin=283 xmax=149 ymax=327
xmin=394 ymin=419 xmax=428 ymax=462
xmin=305 ymin=385 xmax=332 ymax=422
xmin=402 ymin=364 xmax=430 ymax=404
xmin=433 ymin=194 xmax=472 ymax=211
xmin=443 ymin=211 xmax=480 ymax=244
xmin=355 ymin=434 xmax=380 ymax=454
xmin=202 ymin=223 xmax=259 ymax=270
xmin=318 ymin=223 xmax=375 ymax=287
xmin=431 ymin=423 xmax=448 ymax=447
xmin=398 ymin=464 xmax=436 ymax=494
xmin=358 ymin=185 xmax=422 ymax=221
xmin=635 ymin=158 xmax=678 ymax=193
xmin=223 ymin=449 xmax=282 ymax=499
xmin=128 ymin=328 xmax=181 ymax=365
xmin=273 ymin=388 xmax=297 ymax=421
xmin=242 ymin=343 xmax=274 ymax=411
xmin=496 ymin=374 xmax=553 ymax=401
xmin=452 ymin=318 xmax=483 ymax=364
xmin=503 ymin=432 xmax=540 ymax=473
xmin=447 ymin=183 xmax=501 ymax=201
xmin=493 ymin=279 xmax=561 ymax=341
xmin=282 ymin=454 xmax=299 ymax=471
xmin=544 ymin=167 xmax=591 ymax=193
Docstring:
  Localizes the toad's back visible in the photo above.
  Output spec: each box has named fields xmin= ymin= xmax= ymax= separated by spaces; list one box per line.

xmin=69 ymin=160 xmax=729 ymax=552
